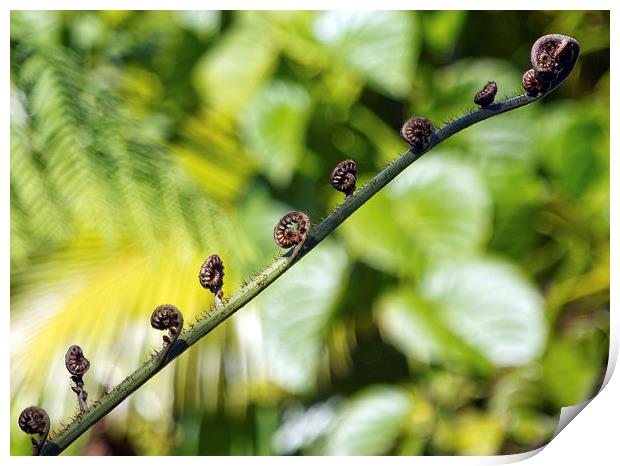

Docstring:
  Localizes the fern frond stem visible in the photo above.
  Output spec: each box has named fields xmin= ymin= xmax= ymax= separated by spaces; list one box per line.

xmin=40 ymin=90 xmax=541 ymax=456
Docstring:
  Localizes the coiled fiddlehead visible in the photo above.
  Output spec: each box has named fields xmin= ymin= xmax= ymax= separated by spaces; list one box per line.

xmin=330 ymin=159 xmax=357 ymax=197
xmin=199 ymin=254 xmax=225 ymax=307
xmin=274 ymin=211 xmax=310 ymax=250
xmin=474 ymin=81 xmax=497 ymax=106
xmin=400 ymin=116 xmax=435 ymax=150
xmin=151 ymin=304 xmax=184 ymax=362
xmin=33 ymin=31 xmax=584 ymax=457
xmin=530 ymin=34 xmax=580 ymax=90
xmin=18 ymin=406 xmax=50 ymax=455
xmin=65 ymin=345 xmax=90 ymax=414
xmin=522 ymin=69 xmax=544 ymax=96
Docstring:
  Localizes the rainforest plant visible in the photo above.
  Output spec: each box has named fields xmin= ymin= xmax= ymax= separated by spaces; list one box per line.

xmin=15 ymin=32 xmax=582 ymax=456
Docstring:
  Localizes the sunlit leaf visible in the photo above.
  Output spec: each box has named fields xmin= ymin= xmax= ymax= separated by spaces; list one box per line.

xmin=339 ymin=156 xmax=491 ymax=276
xmin=321 ymin=385 xmax=412 ymax=455
xmin=378 ymin=290 xmax=492 ymax=373
xmin=313 ymin=10 xmax=418 ymax=97
xmin=174 ymin=10 xmax=220 ymax=38
xmin=273 ymin=398 xmax=341 ymax=454
xmin=379 ymin=259 xmax=547 ymax=370
xmin=172 ymin=110 xmax=258 ymax=204
xmin=242 ymin=80 xmax=312 ymax=187
xmin=194 ymin=12 xmax=278 ymax=113
xmin=257 ymin=240 xmax=348 ymax=393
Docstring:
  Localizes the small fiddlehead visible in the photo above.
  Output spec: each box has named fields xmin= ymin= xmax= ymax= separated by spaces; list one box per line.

xmin=150 ymin=304 xmax=184 ymax=362
xmin=400 ymin=116 xmax=435 ymax=150
xmin=330 ymin=159 xmax=358 ymax=198
xmin=522 ymin=69 xmax=544 ymax=96
xmin=65 ymin=345 xmax=90 ymax=414
xmin=274 ymin=211 xmax=310 ymax=254
xmin=18 ymin=406 xmax=50 ymax=455
xmin=199 ymin=254 xmax=225 ymax=307
xmin=474 ymin=81 xmax=497 ymax=106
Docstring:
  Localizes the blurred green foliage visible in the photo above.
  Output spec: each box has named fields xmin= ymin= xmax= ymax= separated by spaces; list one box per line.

xmin=10 ymin=10 xmax=609 ymax=456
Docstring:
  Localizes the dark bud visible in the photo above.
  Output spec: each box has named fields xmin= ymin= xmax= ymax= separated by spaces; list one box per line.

xmin=531 ymin=34 xmax=580 ymax=83
xmin=199 ymin=255 xmax=225 ymax=293
xmin=330 ymin=159 xmax=357 ymax=196
xmin=151 ymin=304 xmax=184 ymax=353
xmin=151 ymin=304 xmax=182 ymax=331
xmin=65 ymin=345 xmax=90 ymax=376
xmin=522 ymin=69 xmax=545 ymax=96
xmin=400 ymin=116 xmax=435 ymax=150
xmin=18 ymin=407 xmax=49 ymax=435
xmin=474 ymin=81 xmax=497 ymax=106
xmin=274 ymin=211 xmax=310 ymax=249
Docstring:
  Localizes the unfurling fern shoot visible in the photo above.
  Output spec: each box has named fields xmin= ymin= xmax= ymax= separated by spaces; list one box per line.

xmin=21 ymin=32 xmax=583 ymax=457
xmin=400 ymin=116 xmax=435 ymax=150
xmin=330 ymin=159 xmax=358 ymax=197
xmin=65 ymin=345 xmax=90 ymax=414
xmin=18 ymin=406 xmax=50 ymax=455
xmin=151 ymin=304 xmax=184 ymax=362
xmin=274 ymin=211 xmax=310 ymax=250
xmin=474 ymin=81 xmax=497 ymax=106
xmin=199 ymin=254 xmax=225 ymax=307
xmin=522 ymin=69 xmax=544 ymax=96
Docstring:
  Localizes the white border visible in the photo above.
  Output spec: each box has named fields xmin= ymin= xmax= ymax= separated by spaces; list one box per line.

xmin=2 ymin=2 xmax=616 ymax=464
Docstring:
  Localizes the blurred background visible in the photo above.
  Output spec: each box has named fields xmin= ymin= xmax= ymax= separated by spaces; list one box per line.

xmin=10 ymin=10 xmax=609 ymax=455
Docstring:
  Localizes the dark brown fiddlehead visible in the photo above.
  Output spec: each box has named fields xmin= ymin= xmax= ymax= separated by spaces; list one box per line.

xmin=330 ymin=159 xmax=357 ymax=197
xmin=18 ymin=406 xmax=50 ymax=455
xmin=151 ymin=304 xmax=184 ymax=362
xmin=199 ymin=254 xmax=225 ymax=307
xmin=474 ymin=81 xmax=497 ymax=106
xmin=274 ymin=211 xmax=310 ymax=250
xmin=530 ymin=34 xmax=580 ymax=90
xmin=400 ymin=116 xmax=435 ymax=150
xmin=65 ymin=345 xmax=90 ymax=414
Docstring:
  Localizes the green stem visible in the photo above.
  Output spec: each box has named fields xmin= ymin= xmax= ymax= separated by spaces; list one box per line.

xmin=40 ymin=91 xmax=542 ymax=456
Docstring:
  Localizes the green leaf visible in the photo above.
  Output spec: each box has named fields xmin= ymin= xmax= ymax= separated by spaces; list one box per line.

xmin=378 ymin=290 xmax=493 ymax=373
xmin=422 ymin=259 xmax=547 ymax=366
xmin=313 ymin=11 xmax=418 ymax=97
xmin=322 ymin=385 xmax=412 ymax=455
xmin=194 ymin=12 xmax=278 ymax=114
xmin=272 ymin=398 xmax=341 ymax=454
xmin=257 ymin=240 xmax=348 ymax=393
xmin=339 ymin=156 xmax=491 ymax=276
xmin=174 ymin=10 xmax=220 ymax=38
xmin=242 ymin=80 xmax=312 ymax=187
xmin=379 ymin=259 xmax=547 ymax=371
xmin=541 ymin=337 xmax=605 ymax=409
xmin=435 ymin=410 xmax=504 ymax=455
xmin=422 ymin=11 xmax=467 ymax=58
xmin=539 ymin=102 xmax=608 ymax=199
